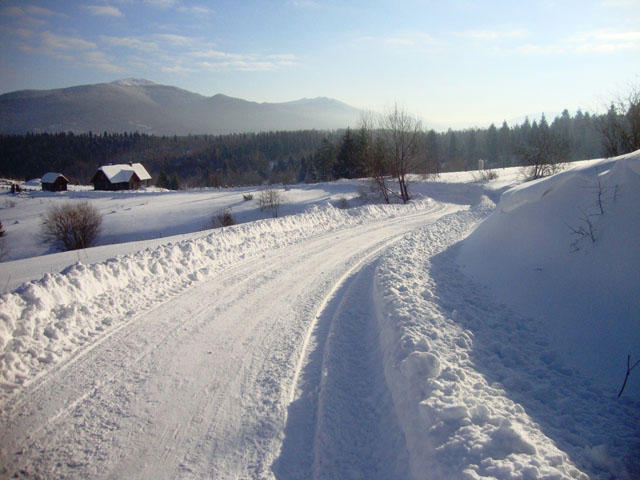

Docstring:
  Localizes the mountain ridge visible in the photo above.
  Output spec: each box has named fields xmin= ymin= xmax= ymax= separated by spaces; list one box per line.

xmin=0 ymin=79 xmax=361 ymax=135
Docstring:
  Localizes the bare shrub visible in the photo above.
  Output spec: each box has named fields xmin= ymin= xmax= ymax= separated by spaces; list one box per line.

xmin=212 ymin=208 xmax=235 ymax=228
xmin=335 ymin=196 xmax=349 ymax=209
xmin=518 ymin=122 xmax=568 ymax=181
xmin=0 ymin=221 xmax=6 ymax=261
xmin=568 ymin=209 xmax=597 ymax=251
xmin=258 ymin=188 xmax=287 ymax=218
xmin=472 ymin=169 xmax=499 ymax=182
xmin=41 ymin=201 xmax=102 ymax=251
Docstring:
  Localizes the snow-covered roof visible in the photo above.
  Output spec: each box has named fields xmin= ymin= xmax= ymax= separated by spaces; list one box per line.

xmin=98 ymin=163 xmax=151 ymax=183
xmin=41 ymin=172 xmax=68 ymax=184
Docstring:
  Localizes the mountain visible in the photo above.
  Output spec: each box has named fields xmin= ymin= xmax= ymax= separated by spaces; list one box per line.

xmin=0 ymin=79 xmax=362 ymax=135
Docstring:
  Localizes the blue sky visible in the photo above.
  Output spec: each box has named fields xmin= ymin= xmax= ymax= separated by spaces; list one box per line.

xmin=1 ymin=0 xmax=639 ymax=127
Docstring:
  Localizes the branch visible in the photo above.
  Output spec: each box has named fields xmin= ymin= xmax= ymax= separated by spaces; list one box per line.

xmin=617 ymin=354 xmax=640 ymax=398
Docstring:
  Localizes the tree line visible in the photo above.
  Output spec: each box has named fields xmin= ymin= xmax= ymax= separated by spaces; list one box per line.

xmin=1 ymin=88 xmax=638 ymax=191
xmin=0 ymin=130 xmax=326 ymax=187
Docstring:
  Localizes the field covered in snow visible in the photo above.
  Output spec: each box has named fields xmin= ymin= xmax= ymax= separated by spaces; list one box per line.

xmin=0 ymin=154 xmax=638 ymax=479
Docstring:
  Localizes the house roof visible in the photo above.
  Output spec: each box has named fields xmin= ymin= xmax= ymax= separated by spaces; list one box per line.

xmin=41 ymin=172 xmax=68 ymax=184
xmin=97 ymin=163 xmax=151 ymax=183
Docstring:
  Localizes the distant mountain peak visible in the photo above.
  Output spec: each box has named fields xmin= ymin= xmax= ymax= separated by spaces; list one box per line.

xmin=0 ymin=80 xmax=361 ymax=135
xmin=111 ymin=78 xmax=158 ymax=87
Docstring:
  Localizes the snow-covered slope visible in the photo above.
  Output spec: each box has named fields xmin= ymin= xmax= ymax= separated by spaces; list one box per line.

xmin=372 ymin=151 xmax=640 ymax=479
xmin=459 ymin=152 xmax=640 ymax=396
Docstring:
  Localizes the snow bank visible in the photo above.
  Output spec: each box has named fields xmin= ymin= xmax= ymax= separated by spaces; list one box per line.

xmin=459 ymin=151 xmax=640 ymax=396
xmin=0 ymin=199 xmax=435 ymax=400
xmin=374 ymin=200 xmax=592 ymax=479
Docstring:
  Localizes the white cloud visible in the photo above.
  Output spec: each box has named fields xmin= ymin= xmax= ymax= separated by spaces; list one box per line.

xmin=1 ymin=6 xmax=26 ymax=16
xmin=567 ymin=29 xmax=640 ymax=52
xmin=144 ymin=0 xmax=178 ymax=8
xmin=600 ymin=0 xmax=638 ymax=6
xmin=81 ymin=51 xmax=125 ymax=73
xmin=512 ymin=43 xmax=565 ymax=55
xmin=85 ymin=5 xmax=124 ymax=17
xmin=1 ymin=5 xmax=64 ymax=17
xmin=42 ymin=31 xmax=97 ymax=50
xmin=0 ymin=26 xmax=35 ymax=39
xmin=24 ymin=5 xmax=62 ymax=16
xmin=14 ymin=28 xmax=34 ymax=38
xmin=194 ymin=51 xmax=298 ymax=72
xmin=463 ymin=29 xmax=528 ymax=40
xmin=153 ymin=33 xmax=195 ymax=47
xmin=161 ymin=64 xmax=197 ymax=73
xmin=385 ymin=37 xmax=415 ymax=47
xmin=177 ymin=6 xmax=215 ymax=16
xmin=288 ymin=0 xmax=320 ymax=7
xmin=191 ymin=49 xmax=243 ymax=60
xmin=101 ymin=35 xmax=158 ymax=52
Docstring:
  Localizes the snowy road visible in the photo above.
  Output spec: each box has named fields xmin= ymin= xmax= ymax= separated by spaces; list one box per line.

xmin=0 ymin=203 xmax=460 ymax=479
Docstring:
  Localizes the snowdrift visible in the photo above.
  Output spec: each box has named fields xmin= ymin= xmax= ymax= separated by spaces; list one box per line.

xmin=0 ymin=200 xmax=436 ymax=400
xmin=459 ymin=151 xmax=640 ymax=396
xmin=375 ymin=200 xmax=589 ymax=479
xmin=372 ymin=152 xmax=639 ymax=479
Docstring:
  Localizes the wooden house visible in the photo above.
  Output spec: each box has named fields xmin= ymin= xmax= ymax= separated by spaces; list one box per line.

xmin=41 ymin=173 xmax=69 ymax=192
xmin=91 ymin=163 xmax=151 ymax=191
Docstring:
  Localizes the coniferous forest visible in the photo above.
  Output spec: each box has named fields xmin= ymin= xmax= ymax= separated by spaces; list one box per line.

xmin=1 ymin=93 xmax=638 ymax=188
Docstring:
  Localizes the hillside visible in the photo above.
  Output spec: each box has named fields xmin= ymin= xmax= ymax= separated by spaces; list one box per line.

xmin=0 ymin=155 xmax=638 ymax=479
xmin=0 ymin=79 xmax=361 ymax=135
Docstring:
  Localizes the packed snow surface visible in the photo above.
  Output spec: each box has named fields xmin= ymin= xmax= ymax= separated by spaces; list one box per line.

xmin=0 ymin=156 xmax=638 ymax=479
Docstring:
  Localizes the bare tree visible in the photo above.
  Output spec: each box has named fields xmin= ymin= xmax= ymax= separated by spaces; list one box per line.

xmin=41 ymin=201 xmax=102 ymax=251
xmin=519 ymin=122 xmax=568 ymax=180
xmin=598 ymin=87 xmax=640 ymax=157
xmin=368 ymin=136 xmax=392 ymax=203
xmin=356 ymin=111 xmax=392 ymax=204
xmin=379 ymin=103 xmax=423 ymax=203
xmin=258 ymin=188 xmax=287 ymax=218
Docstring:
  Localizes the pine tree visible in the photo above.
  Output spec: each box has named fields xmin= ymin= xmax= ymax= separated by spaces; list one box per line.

xmin=425 ymin=129 xmax=440 ymax=175
xmin=156 ymin=170 xmax=170 ymax=189
xmin=333 ymin=128 xmax=361 ymax=179
xmin=313 ymin=138 xmax=335 ymax=182
xmin=486 ymin=124 xmax=498 ymax=165
xmin=169 ymin=173 xmax=180 ymax=190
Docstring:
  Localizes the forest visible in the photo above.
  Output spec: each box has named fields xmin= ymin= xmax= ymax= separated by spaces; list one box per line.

xmin=1 ymin=90 xmax=638 ymax=189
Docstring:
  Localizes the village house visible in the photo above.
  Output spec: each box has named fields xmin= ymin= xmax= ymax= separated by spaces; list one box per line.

xmin=41 ymin=173 xmax=69 ymax=192
xmin=91 ymin=163 xmax=151 ymax=191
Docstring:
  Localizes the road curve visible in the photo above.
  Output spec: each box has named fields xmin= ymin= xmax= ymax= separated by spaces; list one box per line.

xmin=0 ymin=203 xmax=461 ymax=479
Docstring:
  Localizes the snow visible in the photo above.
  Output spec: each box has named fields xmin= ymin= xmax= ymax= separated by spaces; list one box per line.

xmin=97 ymin=163 xmax=152 ymax=182
xmin=459 ymin=153 xmax=640 ymax=396
xmin=0 ymin=155 xmax=639 ymax=479
xmin=40 ymin=172 xmax=67 ymax=184
xmin=0 ymin=193 xmax=447 ymax=397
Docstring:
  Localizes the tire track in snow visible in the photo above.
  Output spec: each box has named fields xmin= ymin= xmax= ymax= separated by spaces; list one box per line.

xmin=311 ymin=259 xmax=410 ymax=479
xmin=275 ymin=239 xmax=416 ymax=479
xmin=0 ymin=203 xmax=462 ymax=479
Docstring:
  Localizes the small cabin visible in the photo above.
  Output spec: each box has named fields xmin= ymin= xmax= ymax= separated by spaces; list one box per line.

xmin=91 ymin=163 xmax=151 ymax=191
xmin=41 ymin=172 xmax=69 ymax=192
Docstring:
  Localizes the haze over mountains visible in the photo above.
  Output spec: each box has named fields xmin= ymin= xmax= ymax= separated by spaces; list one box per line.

xmin=0 ymin=79 xmax=362 ymax=135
